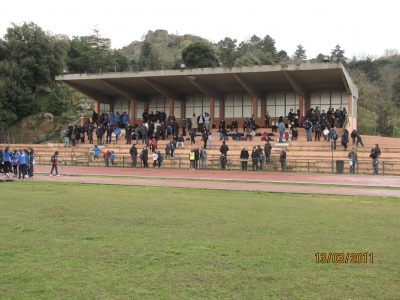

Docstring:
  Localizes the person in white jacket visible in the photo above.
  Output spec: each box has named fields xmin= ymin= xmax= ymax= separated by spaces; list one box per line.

xmin=207 ymin=132 xmax=213 ymax=150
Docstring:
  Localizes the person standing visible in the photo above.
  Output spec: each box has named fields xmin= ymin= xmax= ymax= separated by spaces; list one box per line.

xmin=129 ymin=144 xmax=137 ymax=167
xmin=189 ymin=149 xmax=196 ymax=170
xmin=141 ymin=146 xmax=149 ymax=168
xmin=278 ymin=119 xmax=285 ymax=143
xmin=106 ymin=123 xmax=113 ymax=144
xmin=314 ymin=122 xmax=321 ymax=141
xmin=92 ymin=111 xmax=98 ymax=124
xmin=197 ymin=113 xmax=204 ymax=132
xmin=373 ymin=158 xmax=379 ymax=175
xmin=220 ymin=141 xmax=229 ymax=157
xmin=204 ymin=113 xmax=210 ymax=131
xmin=189 ymin=128 xmax=196 ymax=145
xmin=64 ymin=123 xmax=73 ymax=147
xmin=330 ymin=127 xmax=339 ymax=150
xmin=200 ymin=146 xmax=208 ymax=169
xmin=49 ymin=151 xmax=61 ymax=177
xmin=2 ymin=147 xmax=12 ymax=178
xmin=202 ymin=129 xmax=208 ymax=149
xmin=279 ymin=148 xmax=286 ymax=172
xmin=110 ymin=151 xmax=115 ymax=167
xmin=27 ymin=148 xmax=35 ymax=178
xmin=208 ymin=132 xmax=213 ymax=150
xmin=191 ymin=114 xmax=197 ymax=133
xmin=303 ymin=119 xmax=313 ymax=142
xmin=264 ymin=140 xmax=272 ymax=163
xmin=341 ymin=129 xmax=349 ymax=151
xmin=265 ymin=112 xmax=270 ymax=128
xmin=181 ymin=118 xmax=187 ymax=136
xmin=194 ymin=148 xmax=200 ymax=169
xmin=88 ymin=123 xmax=94 ymax=144
xmin=251 ymin=146 xmax=260 ymax=171
xmin=259 ymin=152 xmax=265 ymax=171
xmin=240 ymin=148 xmax=249 ymax=171
xmin=348 ymin=148 xmax=358 ymax=174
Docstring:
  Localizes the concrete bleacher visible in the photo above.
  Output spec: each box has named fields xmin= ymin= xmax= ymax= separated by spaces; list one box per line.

xmin=3 ymin=124 xmax=400 ymax=175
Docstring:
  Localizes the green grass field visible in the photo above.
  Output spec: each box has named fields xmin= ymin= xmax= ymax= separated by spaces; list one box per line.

xmin=1 ymin=182 xmax=399 ymax=299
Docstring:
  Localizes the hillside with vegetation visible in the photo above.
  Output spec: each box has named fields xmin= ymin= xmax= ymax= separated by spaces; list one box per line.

xmin=0 ymin=22 xmax=399 ymax=142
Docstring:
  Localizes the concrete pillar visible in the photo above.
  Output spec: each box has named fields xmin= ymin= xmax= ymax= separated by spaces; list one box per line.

xmin=252 ymin=96 xmax=258 ymax=120
xmin=219 ymin=99 xmax=224 ymax=120
xmin=95 ymin=100 xmax=100 ymax=115
xmin=298 ymin=95 xmax=304 ymax=118
xmin=181 ymin=101 xmax=185 ymax=120
xmin=305 ymin=96 xmax=310 ymax=114
xmin=261 ymin=98 xmax=266 ymax=122
xmin=210 ymin=98 xmax=215 ymax=125
xmin=94 ymin=100 xmax=100 ymax=125
xmin=169 ymin=98 xmax=174 ymax=114
xmin=347 ymin=94 xmax=353 ymax=115
xmin=131 ymin=100 xmax=136 ymax=125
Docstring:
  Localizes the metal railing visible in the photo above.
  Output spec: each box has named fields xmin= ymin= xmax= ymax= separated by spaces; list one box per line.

xmin=32 ymin=153 xmax=399 ymax=175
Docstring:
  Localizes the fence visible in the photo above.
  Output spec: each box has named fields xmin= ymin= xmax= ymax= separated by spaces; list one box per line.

xmin=33 ymin=153 xmax=399 ymax=175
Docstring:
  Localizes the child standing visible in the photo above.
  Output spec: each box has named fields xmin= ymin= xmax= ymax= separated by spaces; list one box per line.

xmin=189 ymin=149 xmax=195 ymax=170
xmin=110 ymin=151 xmax=115 ymax=167
xmin=259 ymin=152 xmax=265 ymax=171
xmin=12 ymin=150 xmax=20 ymax=177
xmin=373 ymin=158 xmax=379 ymax=175
xmin=284 ymin=130 xmax=289 ymax=142
xmin=208 ymin=132 xmax=213 ymax=149
xmin=114 ymin=127 xmax=121 ymax=142
xmin=323 ymin=127 xmax=330 ymax=142
xmin=157 ymin=151 xmax=163 ymax=168
xmin=152 ymin=151 xmax=158 ymax=168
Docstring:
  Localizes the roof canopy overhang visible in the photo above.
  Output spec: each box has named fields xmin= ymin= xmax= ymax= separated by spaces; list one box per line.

xmin=56 ymin=63 xmax=358 ymax=102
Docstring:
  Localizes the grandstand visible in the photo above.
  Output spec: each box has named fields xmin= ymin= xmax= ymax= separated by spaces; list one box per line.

xmin=2 ymin=120 xmax=400 ymax=175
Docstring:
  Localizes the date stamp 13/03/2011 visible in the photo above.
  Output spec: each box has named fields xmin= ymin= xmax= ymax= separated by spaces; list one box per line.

xmin=315 ymin=253 xmax=373 ymax=264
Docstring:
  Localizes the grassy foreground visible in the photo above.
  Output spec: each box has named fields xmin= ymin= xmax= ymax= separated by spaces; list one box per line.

xmin=1 ymin=182 xmax=399 ymax=299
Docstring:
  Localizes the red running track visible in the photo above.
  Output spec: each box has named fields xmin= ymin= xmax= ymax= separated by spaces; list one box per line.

xmin=24 ymin=165 xmax=400 ymax=198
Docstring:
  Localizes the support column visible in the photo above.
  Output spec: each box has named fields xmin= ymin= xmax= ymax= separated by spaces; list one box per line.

xmin=210 ymin=98 xmax=215 ymax=125
xmin=305 ymin=97 xmax=310 ymax=115
xmin=299 ymin=95 xmax=304 ymax=118
xmin=95 ymin=100 xmax=100 ymax=114
xmin=169 ymin=99 xmax=174 ymax=122
xmin=219 ymin=99 xmax=224 ymax=120
xmin=181 ymin=101 xmax=185 ymax=120
xmin=95 ymin=100 xmax=100 ymax=125
xmin=347 ymin=94 xmax=353 ymax=115
xmin=252 ymin=97 xmax=258 ymax=119
xmin=130 ymin=100 xmax=136 ymax=125
xmin=261 ymin=98 xmax=266 ymax=123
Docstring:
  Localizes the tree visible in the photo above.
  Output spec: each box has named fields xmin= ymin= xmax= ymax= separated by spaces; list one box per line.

xmin=262 ymin=35 xmax=277 ymax=58
xmin=235 ymin=53 xmax=261 ymax=67
xmin=278 ymin=50 xmax=288 ymax=60
xmin=182 ymin=42 xmax=220 ymax=68
xmin=247 ymin=35 xmax=262 ymax=50
xmin=0 ymin=61 xmax=33 ymax=126
xmin=292 ymin=44 xmax=307 ymax=62
xmin=217 ymin=37 xmax=237 ymax=67
xmin=330 ymin=45 xmax=346 ymax=63
xmin=67 ymin=35 xmax=117 ymax=73
xmin=2 ymin=22 xmax=69 ymax=94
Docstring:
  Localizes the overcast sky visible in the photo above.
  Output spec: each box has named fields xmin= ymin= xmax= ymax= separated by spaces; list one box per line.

xmin=2 ymin=0 xmax=398 ymax=59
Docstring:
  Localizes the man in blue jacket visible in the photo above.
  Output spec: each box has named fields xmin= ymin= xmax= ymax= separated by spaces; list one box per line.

xmin=278 ymin=119 xmax=286 ymax=143
xmin=122 ymin=112 xmax=130 ymax=128
xmin=2 ymin=146 xmax=12 ymax=178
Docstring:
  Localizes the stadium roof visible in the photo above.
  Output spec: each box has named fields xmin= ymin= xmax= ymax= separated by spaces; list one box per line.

xmin=56 ymin=63 xmax=358 ymax=103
